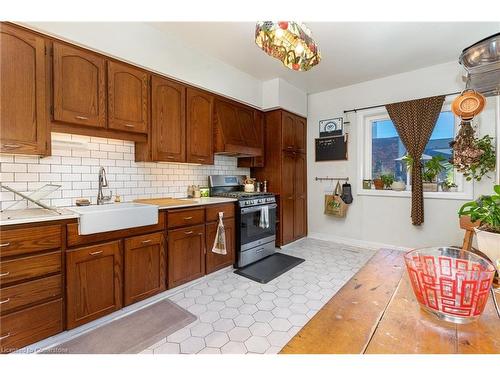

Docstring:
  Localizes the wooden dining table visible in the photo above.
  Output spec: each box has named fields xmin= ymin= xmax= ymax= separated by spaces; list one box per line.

xmin=281 ymin=249 xmax=500 ymax=354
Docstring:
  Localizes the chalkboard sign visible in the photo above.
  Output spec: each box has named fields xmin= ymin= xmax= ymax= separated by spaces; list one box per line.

xmin=315 ymin=134 xmax=348 ymax=161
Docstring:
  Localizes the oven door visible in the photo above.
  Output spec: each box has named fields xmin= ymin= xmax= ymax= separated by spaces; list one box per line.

xmin=239 ymin=203 xmax=277 ymax=249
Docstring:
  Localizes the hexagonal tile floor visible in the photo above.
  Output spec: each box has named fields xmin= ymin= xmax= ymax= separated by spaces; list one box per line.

xmin=142 ymin=238 xmax=375 ymax=354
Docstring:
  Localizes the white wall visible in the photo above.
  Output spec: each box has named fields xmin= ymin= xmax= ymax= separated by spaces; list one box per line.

xmin=307 ymin=61 xmax=499 ymax=249
xmin=21 ymin=22 xmax=264 ymax=108
xmin=262 ymin=78 xmax=308 ymax=117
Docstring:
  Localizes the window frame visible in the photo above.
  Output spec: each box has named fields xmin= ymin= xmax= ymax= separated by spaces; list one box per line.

xmin=356 ymin=100 xmax=473 ymax=200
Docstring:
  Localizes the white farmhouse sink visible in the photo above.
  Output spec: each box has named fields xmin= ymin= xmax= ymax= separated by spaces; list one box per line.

xmin=69 ymin=203 xmax=159 ymax=235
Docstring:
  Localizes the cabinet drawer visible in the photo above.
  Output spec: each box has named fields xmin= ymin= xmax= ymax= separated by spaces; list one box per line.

xmin=205 ymin=203 xmax=235 ymax=222
xmin=0 ymin=275 xmax=62 ymax=315
xmin=124 ymin=231 xmax=163 ymax=249
xmin=0 ymin=251 xmax=61 ymax=287
xmin=67 ymin=212 xmax=165 ymax=248
xmin=0 ymin=299 xmax=63 ymax=353
xmin=167 ymin=208 xmax=205 ymax=229
xmin=0 ymin=225 xmax=61 ymax=258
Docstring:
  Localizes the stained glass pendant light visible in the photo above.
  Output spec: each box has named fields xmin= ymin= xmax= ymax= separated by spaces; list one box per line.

xmin=255 ymin=21 xmax=321 ymax=71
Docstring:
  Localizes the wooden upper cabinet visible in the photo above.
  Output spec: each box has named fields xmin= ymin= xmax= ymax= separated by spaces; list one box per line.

xmin=238 ymin=107 xmax=260 ymax=149
xmin=186 ymin=88 xmax=214 ymax=164
xmin=53 ymin=43 xmax=106 ymax=128
xmin=282 ymin=111 xmax=296 ymax=152
xmin=0 ymin=24 xmax=47 ymax=155
xmin=66 ymin=241 xmax=122 ymax=329
xmin=107 ymin=61 xmax=149 ymax=134
xmin=151 ymin=76 xmax=186 ymax=162
xmin=294 ymin=116 xmax=307 ymax=154
xmin=215 ymin=99 xmax=243 ymax=147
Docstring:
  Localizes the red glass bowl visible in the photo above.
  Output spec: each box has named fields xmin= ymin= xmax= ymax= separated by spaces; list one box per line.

xmin=404 ymin=247 xmax=496 ymax=324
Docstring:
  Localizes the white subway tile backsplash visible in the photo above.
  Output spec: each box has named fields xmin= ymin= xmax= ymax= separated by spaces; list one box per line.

xmin=14 ymin=173 xmax=38 ymax=182
xmin=0 ymin=132 xmax=249 ymax=208
xmin=2 ymin=163 xmax=27 ymax=173
xmin=28 ymin=164 xmax=51 ymax=173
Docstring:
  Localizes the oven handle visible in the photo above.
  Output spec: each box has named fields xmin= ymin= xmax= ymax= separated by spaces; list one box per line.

xmin=241 ymin=203 xmax=277 ymax=214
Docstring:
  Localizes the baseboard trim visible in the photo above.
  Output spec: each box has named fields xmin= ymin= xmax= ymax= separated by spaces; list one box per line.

xmin=307 ymin=232 xmax=410 ymax=252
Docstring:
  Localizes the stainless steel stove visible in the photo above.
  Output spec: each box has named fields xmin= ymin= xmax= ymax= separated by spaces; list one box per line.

xmin=209 ymin=175 xmax=277 ymax=268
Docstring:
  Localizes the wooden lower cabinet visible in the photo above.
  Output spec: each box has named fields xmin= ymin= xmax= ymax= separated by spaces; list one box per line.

xmin=124 ymin=232 xmax=166 ymax=306
xmin=66 ymin=241 xmax=122 ymax=329
xmin=0 ymin=299 xmax=63 ymax=354
xmin=205 ymin=218 xmax=235 ymax=274
xmin=167 ymin=224 xmax=205 ymax=288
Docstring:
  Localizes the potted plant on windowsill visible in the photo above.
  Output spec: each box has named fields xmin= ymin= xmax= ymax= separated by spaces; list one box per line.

xmin=373 ymin=176 xmax=385 ymax=190
xmin=422 ymin=155 xmax=446 ymax=192
xmin=380 ymin=173 xmax=395 ymax=190
xmin=441 ymin=180 xmax=458 ymax=192
xmin=458 ymin=185 xmax=500 ymax=274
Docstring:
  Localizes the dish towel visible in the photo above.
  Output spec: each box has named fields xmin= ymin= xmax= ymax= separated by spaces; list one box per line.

xmin=259 ymin=205 xmax=269 ymax=229
xmin=211 ymin=212 xmax=227 ymax=255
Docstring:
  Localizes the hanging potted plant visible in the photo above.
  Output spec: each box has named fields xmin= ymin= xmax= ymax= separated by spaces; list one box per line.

xmin=460 ymin=135 xmax=496 ymax=182
xmin=422 ymin=155 xmax=446 ymax=192
xmin=458 ymin=185 xmax=500 ymax=272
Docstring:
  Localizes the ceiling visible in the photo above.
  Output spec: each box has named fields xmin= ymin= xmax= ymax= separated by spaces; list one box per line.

xmin=149 ymin=22 xmax=499 ymax=94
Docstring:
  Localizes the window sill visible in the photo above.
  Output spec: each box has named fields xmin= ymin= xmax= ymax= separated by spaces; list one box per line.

xmin=357 ymin=188 xmax=473 ymax=201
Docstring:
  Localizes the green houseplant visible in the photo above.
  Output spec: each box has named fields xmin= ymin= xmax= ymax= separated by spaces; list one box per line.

xmin=461 ymin=135 xmax=496 ymax=182
xmin=441 ymin=180 xmax=458 ymax=192
xmin=380 ymin=173 xmax=395 ymax=190
xmin=422 ymin=155 xmax=447 ymax=192
xmin=458 ymin=185 xmax=500 ymax=269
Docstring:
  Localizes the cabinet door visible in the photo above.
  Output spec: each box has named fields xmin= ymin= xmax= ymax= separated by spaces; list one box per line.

xmin=282 ymin=111 xmax=296 ymax=152
xmin=167 ymin=224 xmax=205 ymax=288
xmin=186 ymin=88 xmax=214 ymax=164
xmin=294 ymin=153 xmax=307 ymax=239
xmin=205 ymin=218 xmax=235 ymax=274
xmin=66 ymin=241 xmax=122 ymax=329
xmin=281 ymin=152 xmax=295 ymax=245
xmin=238 ymin=107 xmax=260 ymax=149
xmin=107 ymin=61 xmax=149 ymax=133
xmin=294 ymin=116 xmax=307 ymax=154
xmin=0 ymin=24 xmax=47 ymax=155
xmin=215 ymin=99 xmax=243 ymax=147
xmin=53 ymin=43 xmax=106 ymax=128
xmin=151 ymin=76 xmax=186 ymax=162
xmin=124 ymin=232 xmax=166 ymax=306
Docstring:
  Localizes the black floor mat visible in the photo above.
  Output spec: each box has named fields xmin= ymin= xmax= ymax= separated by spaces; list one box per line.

xmin=234 ymin=253 xmax=305 ymax=284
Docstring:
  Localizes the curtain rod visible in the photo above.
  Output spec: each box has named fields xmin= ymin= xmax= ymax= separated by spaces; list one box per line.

xmin=343 ymin=92 xmax=461 ymax=114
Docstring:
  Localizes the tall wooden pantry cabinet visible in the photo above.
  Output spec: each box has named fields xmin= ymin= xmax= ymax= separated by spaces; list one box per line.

xmin=252 ymin=109 xmax=307 ymax=246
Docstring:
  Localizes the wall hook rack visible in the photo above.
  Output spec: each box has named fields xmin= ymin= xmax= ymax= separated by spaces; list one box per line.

xmin=315 ymin=177 xmax=349 ymax=182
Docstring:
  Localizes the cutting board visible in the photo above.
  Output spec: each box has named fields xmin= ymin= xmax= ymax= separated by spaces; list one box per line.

xmin=133 ymin=198 xmax=197 ymax=207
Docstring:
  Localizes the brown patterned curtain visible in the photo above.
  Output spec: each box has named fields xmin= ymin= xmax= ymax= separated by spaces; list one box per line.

xmin=385 ymin=95 xmax=445 ymax=225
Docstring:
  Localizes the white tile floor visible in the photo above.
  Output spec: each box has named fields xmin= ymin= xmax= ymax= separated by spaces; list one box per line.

xmin=141 ymin=238 xmax=376 ymax=354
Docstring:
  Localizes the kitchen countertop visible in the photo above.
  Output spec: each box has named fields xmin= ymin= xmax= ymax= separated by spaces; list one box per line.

xmin=0 ymin=197 xmax=237 ymax=227
xmin=0 ymin=208 xmax=80 ymax=226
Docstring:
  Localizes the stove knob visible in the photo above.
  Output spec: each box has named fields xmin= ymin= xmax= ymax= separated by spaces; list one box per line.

xmin=257 ymin=199 xmax=262 ymax=203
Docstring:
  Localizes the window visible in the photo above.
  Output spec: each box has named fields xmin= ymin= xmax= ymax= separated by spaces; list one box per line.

xmin=358 ymin=102 xmax=473 ymax=199
xmin=371 ymin=112 xmax=455 ymax=185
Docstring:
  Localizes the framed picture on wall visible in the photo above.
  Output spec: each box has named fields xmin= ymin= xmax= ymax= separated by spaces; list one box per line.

xmin=319 ymin=117 xmax=343 ymax=137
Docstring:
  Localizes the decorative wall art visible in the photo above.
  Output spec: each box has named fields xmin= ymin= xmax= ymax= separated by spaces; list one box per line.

xmin=319 ymin=117 xmax=343 ymax=137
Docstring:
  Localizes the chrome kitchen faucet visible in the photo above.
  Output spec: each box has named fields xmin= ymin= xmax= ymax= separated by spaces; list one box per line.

xmin=97 ymin=166 xmax=112 ymax=205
